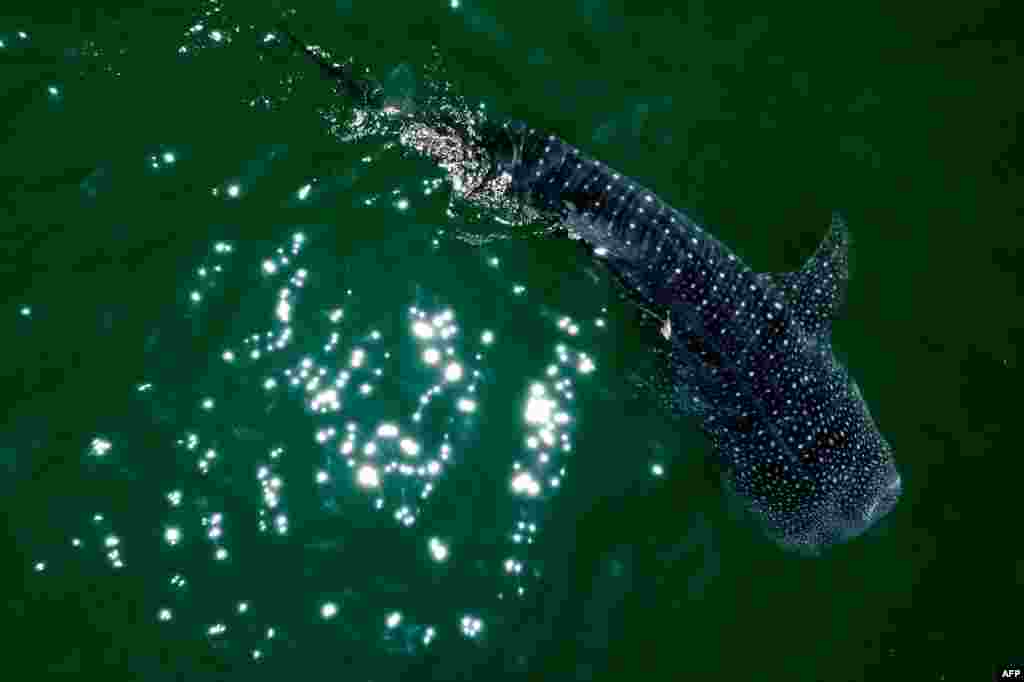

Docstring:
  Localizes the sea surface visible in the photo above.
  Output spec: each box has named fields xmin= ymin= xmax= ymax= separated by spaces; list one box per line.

xmin=2 ymin=1 xmax=1020 ymax=680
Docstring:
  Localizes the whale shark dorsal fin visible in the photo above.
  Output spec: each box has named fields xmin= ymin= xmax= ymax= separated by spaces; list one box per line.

xmin=759 ymin=212 xmax=852 ymax=341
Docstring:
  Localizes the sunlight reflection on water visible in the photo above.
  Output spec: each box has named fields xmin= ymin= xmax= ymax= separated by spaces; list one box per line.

xmin=10 ymin=9 xmax=653 ymax=672
xmin=41 ymin=222 xmax=612 ymax=666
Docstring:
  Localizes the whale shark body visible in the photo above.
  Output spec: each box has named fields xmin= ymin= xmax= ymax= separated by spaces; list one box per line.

xmin=281 ymin=27 xmax=901 ymax=554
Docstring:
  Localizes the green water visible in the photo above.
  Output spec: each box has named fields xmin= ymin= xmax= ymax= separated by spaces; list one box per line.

xmin=2 ymin=1 xmax=1020 ymax=680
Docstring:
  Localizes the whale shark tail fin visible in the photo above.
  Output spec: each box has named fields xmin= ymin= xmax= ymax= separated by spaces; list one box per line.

xmin=276 ymin=23 xmax=384 ymax=110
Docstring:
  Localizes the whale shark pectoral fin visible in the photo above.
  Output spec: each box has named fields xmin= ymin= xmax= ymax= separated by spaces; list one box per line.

xmin=759 ymin=212 xmax=852 ymax=339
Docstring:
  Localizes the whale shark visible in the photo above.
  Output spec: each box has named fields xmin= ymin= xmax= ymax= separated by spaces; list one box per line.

xmin=279 ymin=26 xmax=901 ymax=555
